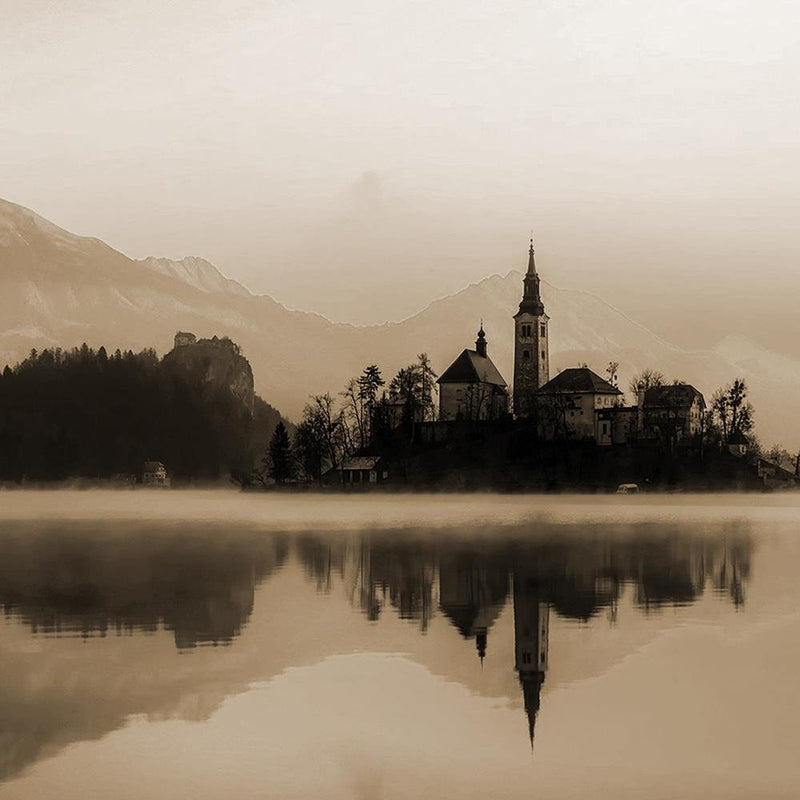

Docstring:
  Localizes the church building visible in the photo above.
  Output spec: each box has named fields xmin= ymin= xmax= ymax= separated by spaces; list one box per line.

xmin=513 ymin=240 xmax=550 ymax=417
xmin=437 ymin=326 xmax=509 ymax=421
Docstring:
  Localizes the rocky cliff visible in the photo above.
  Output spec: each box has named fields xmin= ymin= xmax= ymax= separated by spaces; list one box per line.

xmin=162 ymin=333 xmax=255 ymax=414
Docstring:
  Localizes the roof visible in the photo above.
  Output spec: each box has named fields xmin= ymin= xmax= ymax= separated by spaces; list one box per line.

xmin=757 ymin=458 xmax=799 ymax=481
xmin=644 ymin=384 xmax=705 ymax=408
xmin=536 ymin=368 xmax=622 ymax=396
xmin=438 ymin=349 xmax=508 ymax=388
xmin=338 ymin=456 xmax=383 ymax=471
xmin=143 ymin=461 xmax=166 ymax=471
xmin=728 ymin=430 xmax=749 ymax=445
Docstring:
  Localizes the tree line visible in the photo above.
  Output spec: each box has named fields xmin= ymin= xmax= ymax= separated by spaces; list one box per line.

xmin=261 ymin=354 xmax=437 ymax=484
xmin=0 ymin=344 xmax=284 ymax=482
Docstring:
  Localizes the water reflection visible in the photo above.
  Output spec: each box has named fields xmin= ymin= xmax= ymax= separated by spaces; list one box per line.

xmin=292 ymin=526 xmax=751 ymax=750
xmin=0 ymin=524 xmax=289 ymax=648
xmin=0 ymin=517 xmax=753 ymax=786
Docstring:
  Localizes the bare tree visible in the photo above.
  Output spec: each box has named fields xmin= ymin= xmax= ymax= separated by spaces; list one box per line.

xmin=462 ymin=382 xmax=490 ymax=421
xmin=298 ymin=393 xmax=347 ymax=476
xmin=389 ymin=354 xmax=438 ymax=432
xmin=629 ymin=368 xmax=664 ymax=398
xmin=711 ymin=388 xmax=730 ymax=441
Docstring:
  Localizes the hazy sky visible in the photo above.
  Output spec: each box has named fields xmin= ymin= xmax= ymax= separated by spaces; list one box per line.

xmin=2 ymin=0 xmax=799 ymax=347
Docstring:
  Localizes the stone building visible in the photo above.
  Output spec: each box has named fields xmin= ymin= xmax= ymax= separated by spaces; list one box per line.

xmin=640 ymin=384 xmax=706 ymax=440
xmin=173 ymin=331 xmax=196 ymax=348
xmin=535 ymin=367 xmax=623 ymax=444
xmin=438 ymin=326 xmax=509 ymax=421
xmin=513 ymin=240 xmax=550 ymax=417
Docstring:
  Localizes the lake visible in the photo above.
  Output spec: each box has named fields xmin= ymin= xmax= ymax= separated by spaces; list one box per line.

xmin=0 ymin=490 xmax=798 ymax=799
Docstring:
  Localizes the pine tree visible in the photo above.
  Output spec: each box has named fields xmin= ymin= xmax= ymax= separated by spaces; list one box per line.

xmin=267 ymin=421 xmax=295 ymax=484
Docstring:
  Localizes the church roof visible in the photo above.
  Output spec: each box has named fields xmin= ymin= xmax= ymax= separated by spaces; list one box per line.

xmin=438 ymin=349 xmax=508 ymax=388
xmin=536 ymin=367 xmax=622 ymax=396
xmin=439 ymin=601 xmax=506 ymax=639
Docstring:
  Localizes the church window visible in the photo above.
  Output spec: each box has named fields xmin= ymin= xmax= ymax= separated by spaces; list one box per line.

xmin=541 ymin=324 xmax=546 ymax=337
xmin=522 ymin=350 xmax=530 ymax=360
xmin=541 ymin=351 xmax=545 ymax=360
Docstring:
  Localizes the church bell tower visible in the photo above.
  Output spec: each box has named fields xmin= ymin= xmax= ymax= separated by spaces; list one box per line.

xmin=513 ymin=239 xmax=550 ymax=417
xmin=513 ymin=572 xmax=549 ymax=748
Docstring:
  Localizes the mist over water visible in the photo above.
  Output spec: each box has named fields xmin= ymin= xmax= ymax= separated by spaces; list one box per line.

xmin=0 ymin=491 xmax=798 ymax=798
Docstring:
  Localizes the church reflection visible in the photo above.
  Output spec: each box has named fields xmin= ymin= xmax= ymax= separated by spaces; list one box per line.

xmin=0 ymin=519 xmax=753 ymax=764
xmin=513 ymin=571 xmax=549 ymax=747
xmin=295 ymin=526 xmax=751 ymax=747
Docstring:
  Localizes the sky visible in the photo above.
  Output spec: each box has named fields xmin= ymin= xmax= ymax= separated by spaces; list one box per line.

xmin=2 ymin=0 xmax=799 ymax=350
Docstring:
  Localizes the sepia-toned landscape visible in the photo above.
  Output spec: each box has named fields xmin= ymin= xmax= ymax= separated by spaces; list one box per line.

xmin=2 ymin=1 xmax=800 ymax=798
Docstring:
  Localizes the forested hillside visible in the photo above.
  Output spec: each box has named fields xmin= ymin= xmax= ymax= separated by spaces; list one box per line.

xmin=0 ymin=344 xmax=284 ymax=482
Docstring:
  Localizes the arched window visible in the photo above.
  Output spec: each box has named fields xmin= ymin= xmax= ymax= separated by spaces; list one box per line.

xmin=522 ymin=350 xmax=530 ymax=360
xmin=540 ymin=324 xmax=546 ymax=337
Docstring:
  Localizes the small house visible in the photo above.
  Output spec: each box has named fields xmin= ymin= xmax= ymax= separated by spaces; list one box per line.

xmin=323 ymin=456 xmax=388 ymax=487
xmin=142 ymin=461 xmax=170 ymax=487
xmin=727 ymin=430 xmax=749 ymax=458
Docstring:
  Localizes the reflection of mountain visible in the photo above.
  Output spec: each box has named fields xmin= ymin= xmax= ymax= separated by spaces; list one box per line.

xmin=0 ymin=523 xmax=288 ymax=649
xmin=294 ymin=525 xmax=752 ymax=747
xmin=0 ymin=517 xmax=754 ymax=783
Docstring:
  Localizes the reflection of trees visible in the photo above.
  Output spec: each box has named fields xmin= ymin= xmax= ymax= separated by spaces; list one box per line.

xmin=294 ymin=525 xmax=752 ymax=752
xmin=0 ymin=524 xmax=288 ymax=649
xmin=353 ymin=540 xmax=437 ymax=631
xmin=295 ymin=524 xmax=753 ymax=637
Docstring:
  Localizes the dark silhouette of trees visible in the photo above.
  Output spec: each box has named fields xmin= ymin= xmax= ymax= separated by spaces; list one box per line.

xmin=389 ymin=353 xmax=438 ymax=427
xmin=710 ymin=378 xmax=754 ymax=444
xmin=293 ymin=393 xmax=346 ymax=479
xmin=266 ymin=421 xmax=295 ymax=484
xmin=0 ymin=344 xmax=284 ymax=482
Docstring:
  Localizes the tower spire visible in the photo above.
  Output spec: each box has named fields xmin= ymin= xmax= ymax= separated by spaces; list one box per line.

xmin=513 ymin=235 xmax=550 ymax=417
xmin=475 ymin=323 xmax=487 ymax=357
xmin=527 ymin=237 xmax=537 ymax=275
xmin=518 ymin=237 xmax=544 ymax=315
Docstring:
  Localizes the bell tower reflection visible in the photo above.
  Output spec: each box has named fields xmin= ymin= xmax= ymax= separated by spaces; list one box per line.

xmin=513 ymin=572 xmax=549 ymax=747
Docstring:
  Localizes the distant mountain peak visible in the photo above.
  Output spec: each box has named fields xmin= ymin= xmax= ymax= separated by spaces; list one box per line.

xmin=138 ymin=256 xmax=252 ymax=298
xmin=0 ymin=198 xmax=84 ymax=250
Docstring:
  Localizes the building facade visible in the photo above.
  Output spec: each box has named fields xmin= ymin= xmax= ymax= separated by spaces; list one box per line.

xmin=513 ymin=241 xmax=550 ymax=418
xmin=534 ymin=367 xmax=623 ymax=444
xmin=640 ymin=384 xmax=706 ymax=440
xmin=438 ymin=327 xmax=509 ymax=421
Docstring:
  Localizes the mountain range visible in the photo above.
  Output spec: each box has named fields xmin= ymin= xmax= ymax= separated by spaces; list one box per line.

xmin=1 ymin=197 xmax=797 ymax=450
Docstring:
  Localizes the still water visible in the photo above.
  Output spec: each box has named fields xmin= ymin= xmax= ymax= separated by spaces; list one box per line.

xmin=0 ymin=491 xmax=798 ymax=799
